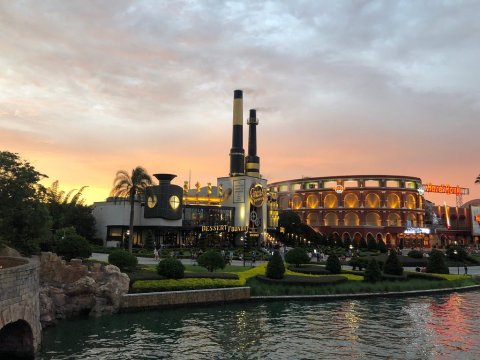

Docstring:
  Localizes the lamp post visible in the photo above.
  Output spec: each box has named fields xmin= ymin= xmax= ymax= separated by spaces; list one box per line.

xmin=241 ymin=236 xmax=246 ymax=267
xmin=454 ymin=249 xmax=459 ymax=274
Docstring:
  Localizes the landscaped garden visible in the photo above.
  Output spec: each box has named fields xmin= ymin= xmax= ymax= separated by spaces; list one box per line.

xmin=121 ymin=247 xmax=480 ymax=296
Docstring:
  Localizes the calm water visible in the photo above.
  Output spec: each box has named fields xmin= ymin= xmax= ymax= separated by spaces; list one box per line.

xmin=38 ymin=291 xmax=480 ymax=360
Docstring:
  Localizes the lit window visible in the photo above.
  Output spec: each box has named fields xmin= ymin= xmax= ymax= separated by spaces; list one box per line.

xmin=169 ymin=195 xmax=180 ymax=210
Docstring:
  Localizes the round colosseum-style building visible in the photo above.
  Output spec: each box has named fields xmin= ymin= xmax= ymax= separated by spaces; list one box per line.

xmin=269 ymin=175 xmax=429 ymax=248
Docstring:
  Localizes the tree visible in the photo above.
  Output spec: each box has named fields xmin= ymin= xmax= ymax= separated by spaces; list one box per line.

xmin=284 ymin=247 xmax=310 ymax=267
xmin=110 ymin=167 xmax=153 ymax=252
xmin=197 ymin=250 xmax=226 ymax=272
xmin=266 ymin=251 xmax=285 ymax=279
xmin=43 ymin=180 xmax=95 ymax=241
xmin=359 ymin=237 xmax=368 ymax=249
xmin=364 ymin=259 xmax=382 ymax=283
xmin=0 ymin=151 xmax=52 ymax=255
xmin=325 ymin=254 xmax=342 ymax=274
xmin=55 ymin=228 xmax=92 ymax=261
xmin=383 ymin=251 xmax=403 ymax=276
xmin=157 ymin=257 xmax=184 ymax=279
xmin=377 ymin=238 xmax=388 ymax=253
xmin=367 ymin=235 xmax=377 ymax=251
xmin=426 ymin=249 xmax=449 ymax=274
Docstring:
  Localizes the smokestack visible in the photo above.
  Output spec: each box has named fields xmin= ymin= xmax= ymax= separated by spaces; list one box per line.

xmin=246 ymin=109 xmax=260 ymax=177
xmin=229 ymin=90 xmax=245 ymax=177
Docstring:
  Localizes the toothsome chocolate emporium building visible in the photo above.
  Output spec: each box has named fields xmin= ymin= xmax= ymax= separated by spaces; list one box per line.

xmin=269 ymin=175 xmax=428 ymax=248
xmin=93 ymin=90 xmax=276 ymax=248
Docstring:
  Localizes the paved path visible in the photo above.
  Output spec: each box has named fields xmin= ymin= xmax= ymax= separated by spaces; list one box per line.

xmin=91 ymin=253 xmax=480 ymax=275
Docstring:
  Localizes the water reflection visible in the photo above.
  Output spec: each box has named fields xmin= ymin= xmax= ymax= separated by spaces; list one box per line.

xmin=38 ymin=292 xmax=480 ymax=360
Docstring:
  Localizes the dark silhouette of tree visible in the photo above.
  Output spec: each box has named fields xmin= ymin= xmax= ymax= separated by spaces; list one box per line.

xmin=110 ymin=167 xmax=152 ymax=252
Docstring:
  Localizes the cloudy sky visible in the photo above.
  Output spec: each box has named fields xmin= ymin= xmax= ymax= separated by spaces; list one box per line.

xmin=1 ymin=0 xmax=479 ymax=206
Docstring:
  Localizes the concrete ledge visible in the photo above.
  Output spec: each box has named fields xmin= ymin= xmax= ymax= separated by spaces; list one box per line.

xmin=121 ymin=287 xmax=250 ymax=311
xmin=251 ymin=284 xmax=480 ymax=302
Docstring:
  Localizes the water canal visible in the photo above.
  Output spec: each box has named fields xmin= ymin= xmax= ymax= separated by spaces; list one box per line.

xmin=38 ymin=291 xmax=480 ymax=359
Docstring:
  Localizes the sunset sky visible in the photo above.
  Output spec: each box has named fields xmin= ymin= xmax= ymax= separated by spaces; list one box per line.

xmin=1 ymin=0 xmax=479 ymax=206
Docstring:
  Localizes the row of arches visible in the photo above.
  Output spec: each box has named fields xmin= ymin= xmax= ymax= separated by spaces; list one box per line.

xmin=305 ymin=211 xmax=421 ymax=227
xmin=325 ymin=231 xmax=431 ymax=248
xmin=284 ymin=192 xmax=421 ymax=210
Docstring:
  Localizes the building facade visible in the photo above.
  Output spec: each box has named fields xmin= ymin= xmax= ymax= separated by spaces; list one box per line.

xmin=269 ymin=175 xmax=428 ymax=248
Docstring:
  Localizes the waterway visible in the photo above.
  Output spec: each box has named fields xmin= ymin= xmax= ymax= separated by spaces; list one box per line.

xmin=38 ymin=291 xmax=480 ymax=359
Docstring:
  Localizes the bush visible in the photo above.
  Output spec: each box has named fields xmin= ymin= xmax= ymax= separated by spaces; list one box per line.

xmin=446 ymin=245 xmax=468 ymax=261
xmin=284 ymin=247 xmax=310 ymax=267
xmin=359 ymin=238 xmax=368 ymax=249
xmin=367 ymin=236 xmax=377 ymax=251
xmin=383 ymin=251 xmax=403 ymax=276
xmin=426 ymin=249 xmax=449 ymax=274
xmin=266 ymin=251 xmax=285 ymax=279
xmin=325 ymin=253 xmax=341 ymax=274
xmin=349 ymin=256 xmax=368 ymax=271
xmin=197 ymin=250 xmax=226 ymax=272
xmin=364 ymin=259 xmax=382 ymax=283
xmin=408 ymin=250 xmax=424 ymax=259
xmin=108 ymin=249 xmax=138 ymax=272
xmin=56 ymin=234 xmax=92 ymax=261
xmin=157 ymin=257 xmax=185 ymax=279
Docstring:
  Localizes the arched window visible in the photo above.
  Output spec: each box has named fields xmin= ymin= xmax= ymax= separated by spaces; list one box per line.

xmin=324 ymin=194 xmax=338 ymax=209
xmin=344 ymin=193 xmax=359 ymax=208
xmin=386 ymin=193 xmax=400 ymax=208
xmin=365 ymin=193 xmax=381 ymax=208
xmin=292 ymin=195 xmax=303 ymax=209
xmin=344 ymin=212 xmax=360 ymax=226
xmin=324 ymin=212 xmax=338 ymax=226
xmin=306 ymin=213 xmax=319 ymax=226
xmin=387 ymin=213 xmax=401 ymax=226
xmin=407 ymin=213 xmax=417 ymax=227
xmin=366 ymin=212 xmax=381 ymax=226
xmin=405 ymin=194 xmax=416 ymax=209
xmin=306 ymin=194 xmax=319 ymax=209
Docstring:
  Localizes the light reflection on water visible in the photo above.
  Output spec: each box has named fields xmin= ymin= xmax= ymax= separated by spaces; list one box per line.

xmin=38 ymin=291 xmax=480 ymax=360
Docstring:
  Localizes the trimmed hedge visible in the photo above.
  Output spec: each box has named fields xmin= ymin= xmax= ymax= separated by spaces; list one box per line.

xmin=408 ymin=250 xmax=424 ymax=259
xmin=108 ymin=249 xmax=138 ymax=272
xmin=266 ymin=251 xmax=285 ymax=279
xmin=285 ymin=248 xmax=310 ymax=267
xmin=290 ymin=265 xmax=330 ymax=275
xmin=56 ymin=234 xmax=92 ymax=261
xmin=157 ymin=257 xmax=185 ymax=279
xmin=131 ymin=278 xmax=242 ymax=293
xmin=257 ymin=274 xmax=347 ymax=286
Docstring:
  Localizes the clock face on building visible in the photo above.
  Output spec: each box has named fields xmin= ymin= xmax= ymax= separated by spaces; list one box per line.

xmin=147 ymin=195 xmax=157 ymax=208
xmin=169 ymin=195 xmax=180 ymax=210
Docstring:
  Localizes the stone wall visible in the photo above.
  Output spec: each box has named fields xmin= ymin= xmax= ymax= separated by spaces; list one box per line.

xmin=39 ymin=252 xmax=130 ymax=327
xmin=0 ymin=256 xmax=41 ymax=354
xmin=40 ymin=253 xmax=130 ymax=327
xmin=121 ymin=287 xmax=251 ymax=310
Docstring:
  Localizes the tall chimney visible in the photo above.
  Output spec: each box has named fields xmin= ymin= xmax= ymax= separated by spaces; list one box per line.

xmin=245 ymin=109 xmax=260 ymax=177
xmin=229 ymin=90 xmax=245 ymax=177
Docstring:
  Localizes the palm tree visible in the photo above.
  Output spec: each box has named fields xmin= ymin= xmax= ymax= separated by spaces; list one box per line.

xmin=110 ymin=167 xmax=152 ymax=252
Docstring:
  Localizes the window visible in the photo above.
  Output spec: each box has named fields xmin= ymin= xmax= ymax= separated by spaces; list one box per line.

xmin=292 ymin=183 xmax=301 ymax=191
xmin=365 ymin=180 xmax=380 ymax=187
xmin=344 ymin=180 xmax=358 ymax=188
xmin=323 ymin=180 xmax=337 ymax=189
xmin=307 ymin=213 xmax=319 ymax=226
xmin=387 ymin=213 xmax=401 ymax=226
xmin=324 ymin=194 xmax=338 ymax=208
xmin=386 ymin=193 xmax=400 ymax=208
xmin=292 ymin=195 xmax=303 ymax=209
xmin=386 ymin=180 xmax=400 ymax=188
xmin=365 ymin=193 xmax=381 ymax=208
xmin=344 ymin=212 xmax=359 ymax=226
xmin=344 ymin=193 xmax=359 ymax=208
xmin=306 ymin=194 xmax=319 ymax=209
xmin=405 ymin=181 xmax=416 ymax=189
xmin=366 ymin=212 xmax=381 ymax=226
xmin=324 ymin=213 xmax=338 ymax=226
xmin=306 ymin=182 xmax=318 ymax=189
xmin=279 ymin=185 xmax=289 ymax=192
xmin=405 ymin=194 xmax=416 ymax=209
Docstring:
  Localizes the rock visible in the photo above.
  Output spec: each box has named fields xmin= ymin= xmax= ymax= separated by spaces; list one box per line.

xmin=38 ymin=252 xmax=130 ymax=327
xmin=0 ymin=246 xmax=21 ymax=257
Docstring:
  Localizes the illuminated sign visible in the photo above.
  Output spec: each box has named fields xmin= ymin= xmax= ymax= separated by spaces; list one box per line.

xmin=249 ymin=183 xmax=267 ymax=207
xmin=423 ymin=183 xmax=461 ymax=196
xmin=334 ymin=184 xmax=344 ymax=194
xmin=201 ymin=225 xmax=248 ymax=233
xmin=404 ymin=227 xmax=431 ymax=234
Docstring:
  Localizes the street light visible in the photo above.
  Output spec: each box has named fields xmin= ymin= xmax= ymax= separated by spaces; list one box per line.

xmin=454 ymin=249 xmax=459 ymax=274
xmin=241 ymin=236 xmax=245 ymax=267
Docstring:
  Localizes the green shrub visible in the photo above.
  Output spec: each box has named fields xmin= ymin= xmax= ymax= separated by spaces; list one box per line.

xmin=266 ymin=251 xmax=285 ymax=279
xmin=325 ymin=253 xmax=341 ymax=274
xmin=284 ymin=247 xmax=310 ymax=267
xmin=367 ymin=236 xmax=377 ymax=251
xmin=157 ymin=257 xmax=185 ymax=279
xmin=56 ymin=234 xmax=92 ymax=261
xmin=359 ymin=238 xmax=368 ymax=249
xmin=108 ymin=249 xmax=138 ymax=272
xmin=383 ymin=251 xmax=403 ymax=276
xmin=446 ymin=245 xmax=467 ymax=261
xmin=197 ymin=250 xmax=226 ymax=272
xmin=426 ymin=249 xmax=449 ymax=274
xmin=364 ymin=259 xmax=382 ymax=283
xmin=408 ymin=250 xmax=424 ymax=259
